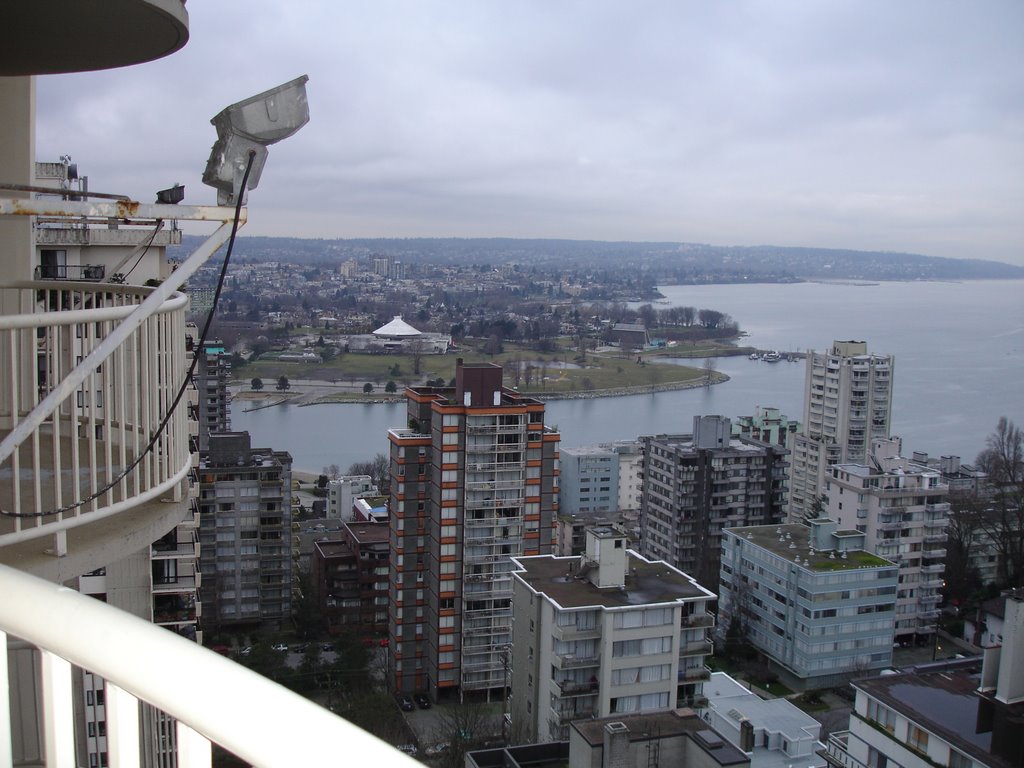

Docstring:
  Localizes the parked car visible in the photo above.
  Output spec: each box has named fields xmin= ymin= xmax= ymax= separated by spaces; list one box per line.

xmin=238 ymin=646 xmax=252 ymax=657
xmin=271 ymin=643 xmax=288 ymax=652
xmin=424 ymin=743 xmax=449 ymax=757
xmin=395 ymin=693 xmax=415 ymax=712
xmin=293 ymin=643 xmax=309 ymax=654
xmin=413 ymin=693 xmax=431 ymax=709
xmin=396 ymin=744 xmax=417 ymax=756
xmin=320 ymin=642 xmax=335 ymax=653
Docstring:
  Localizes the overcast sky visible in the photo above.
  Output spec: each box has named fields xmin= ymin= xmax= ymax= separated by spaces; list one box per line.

xmin=35 ymin=1 xmax=1024 ymax=265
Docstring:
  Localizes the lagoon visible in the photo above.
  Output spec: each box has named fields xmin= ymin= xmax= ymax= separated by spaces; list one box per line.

xmin=233 ymin=280 xmax=1024 ymax=474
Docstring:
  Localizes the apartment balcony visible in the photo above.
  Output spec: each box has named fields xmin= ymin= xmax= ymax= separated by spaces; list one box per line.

xmin=924 ymin=517 xmax=948 ymax=530
xmin=552 ymin=623 xmax=602 ymax=642
xmin=34 ymin=263 xmax=107 ymax=281
xmin=0 ymin=281 xmax=193 ymax=582
xmin=552 ymin=652 xmax=600 ymax=670
xmin=0 ymin=563 xmax=413 ymax=767
xmin=681 ymin=613 xmax=715 ymax=629
xmin=680 ymin=665 xmax=711 ymax=682
xmin=923 ymin=548 xmax=947 ymax=559
xmin=824 ymin=731 xmax=868 ymax=768
xmin=923 ymin=534 xmax=948 ymax=545
xmin=555 ymin=678 xmax=598 ymax=696
xmin=679 ymin=640 xmax=714 ymax=657
xmin=552 ymin=706 xmax=595 ymax=725
xmin=677 ymin=694 xmax=709 ymax=709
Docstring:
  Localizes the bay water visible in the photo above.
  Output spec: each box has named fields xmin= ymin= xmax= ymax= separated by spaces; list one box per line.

xmin=233 ymin=280 xmax=1023 ymax=474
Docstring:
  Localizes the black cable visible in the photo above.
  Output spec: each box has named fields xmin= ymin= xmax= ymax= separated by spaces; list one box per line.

xmin=118 ymin=219 xmax=163 ymax=282
xmin=0 ymin=151 xmax=256 ymax=519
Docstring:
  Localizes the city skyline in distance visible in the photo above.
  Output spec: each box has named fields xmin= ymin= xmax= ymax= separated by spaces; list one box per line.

xmin=34 ymin=1 xmax=1024 ymax=266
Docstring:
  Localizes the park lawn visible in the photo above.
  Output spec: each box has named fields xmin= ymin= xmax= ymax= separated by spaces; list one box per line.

xmin=238 ymin=340 xmax=717 ymax=396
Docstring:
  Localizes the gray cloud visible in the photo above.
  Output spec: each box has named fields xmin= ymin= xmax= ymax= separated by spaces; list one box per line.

xmin=34 ymin=0 xmax=1024 ymax=264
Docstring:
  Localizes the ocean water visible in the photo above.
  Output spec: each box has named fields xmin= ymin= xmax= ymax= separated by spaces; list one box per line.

xmin=232 ymin=280 xmax=1024 ymax=473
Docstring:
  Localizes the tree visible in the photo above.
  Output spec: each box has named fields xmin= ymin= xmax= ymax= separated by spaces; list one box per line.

xmin=973 ymin=418 xmax=1024 ymax=587
xmin=384 ymin=380 xmax=397 ymax=393
xmin=637 ymin=303 xmax=657 ymax=329
xmin=703 ymin=357 xmax=716 ymax=387
xmin=251 ymin=377 xmax=264 ymax=391
xmin=945 ymin=491 xmax=986 ymax=605
xmin=276 ymin=376 xmax=290 ymax=391
xmin=362 ymin=382 xmax=374 ymax=394
xmin=976 ymin=417 xmax=1023 ymax=485
xmin=430 ymin=704 xmax=499 ymax=768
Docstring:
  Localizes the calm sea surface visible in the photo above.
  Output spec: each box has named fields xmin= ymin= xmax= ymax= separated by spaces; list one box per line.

xmin=233 ymin=280 xmax=1024 ymax=474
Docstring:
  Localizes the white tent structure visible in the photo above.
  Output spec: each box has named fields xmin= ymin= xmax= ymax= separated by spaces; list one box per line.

xmin=373 ymin=315 xmax=422 ymax=339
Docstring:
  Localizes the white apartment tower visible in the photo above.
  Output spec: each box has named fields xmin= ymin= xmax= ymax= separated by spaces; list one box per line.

xmin=789 ymin=340 xmax=894 ymax=522
xmin=824 ymin=437 xmax=950 ymax=643
xmin=511 ymin=527 xmax=716 ymax=743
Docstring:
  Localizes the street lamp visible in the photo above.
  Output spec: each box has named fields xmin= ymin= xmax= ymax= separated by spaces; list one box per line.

xmin=202 ymin=75 xmax=310 ymax=206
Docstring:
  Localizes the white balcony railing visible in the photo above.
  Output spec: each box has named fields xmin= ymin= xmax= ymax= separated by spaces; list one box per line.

xmin=0 ymin=282 xmax=191 ymax=551
xmin=0 ymin=198 xmax=242 ymax=572
xmin=0 ymin=562 xmax=417 ymax=767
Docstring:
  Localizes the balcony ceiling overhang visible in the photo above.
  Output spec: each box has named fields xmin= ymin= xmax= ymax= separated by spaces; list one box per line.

xmin=1 ymin=0 xmax=189 ymax=76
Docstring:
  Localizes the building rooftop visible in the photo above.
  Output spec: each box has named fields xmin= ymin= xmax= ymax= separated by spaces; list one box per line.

xmin=314 ymin=540 xmax=352 ymax=559
xmin=372 ymin=315 xmax=421 ymax=337
xmin=343 ymin=521 xmax=389 ymax=545
xmin=705 ymin=673 xmax=825 ymax=768
xmin=855 ymin=660 xmax=1021 ymax=768
xmin=571 ymin=710 xmax=749 ymax=766
xmin=513 ymin=550 xmax=714 ymax=609
xmin=645 ymin=434 xmax=772 ymax=455
xmin=726 ymin=524 xmax=894 ymax=573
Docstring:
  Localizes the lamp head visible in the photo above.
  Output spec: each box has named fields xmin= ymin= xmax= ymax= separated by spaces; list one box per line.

xmin=202 ymin=75 xmax=310 ymax=206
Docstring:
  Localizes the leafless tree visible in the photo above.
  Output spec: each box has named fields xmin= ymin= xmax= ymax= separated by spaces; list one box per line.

xmin=430 ymin=704 xmax=500 ymax=768
xmin=703 ymin=357 xmax=716 ymax=387
xmin=976 ymin=417 xmax=1023 ymax=485
xmin=973 ymin=418 xmax=1024 ymax=586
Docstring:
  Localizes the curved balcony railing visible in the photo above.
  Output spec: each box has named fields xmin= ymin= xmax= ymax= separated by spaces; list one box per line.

xmin=0 ymin=562 xmax=416 ymax=767
xmin=0 ymin=281 xmax=190 ymax=554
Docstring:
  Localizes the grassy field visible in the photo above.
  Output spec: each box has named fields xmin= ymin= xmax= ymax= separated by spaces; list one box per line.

xmin=235 ymin=337 xmax=741 ymax=399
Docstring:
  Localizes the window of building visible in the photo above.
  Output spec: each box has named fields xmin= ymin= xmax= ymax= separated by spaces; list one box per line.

xmin=907 ymin=725 xmax=928 ymax=753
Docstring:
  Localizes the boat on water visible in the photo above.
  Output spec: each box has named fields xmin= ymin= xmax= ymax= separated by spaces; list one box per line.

xmin=762 ymin=351 xmax=782 ymax=363
xmin=749 ymin=352 xmax=760 ymax=360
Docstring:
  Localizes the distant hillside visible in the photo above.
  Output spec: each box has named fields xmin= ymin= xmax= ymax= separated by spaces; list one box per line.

xmin=170 ymin=236 xmax=1024 ymax=282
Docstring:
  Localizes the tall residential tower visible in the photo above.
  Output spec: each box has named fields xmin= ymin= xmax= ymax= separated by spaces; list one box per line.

xmin=789 ymin=340 xmax=894 ymax=522
xmin=387 ymin=361 xmax=560 ymax=699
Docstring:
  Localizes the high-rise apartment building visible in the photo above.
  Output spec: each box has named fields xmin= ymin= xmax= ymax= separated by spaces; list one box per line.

xmin=194 ymin=339 xmax=232 ymax=449
xmin=198 ymin=432 xmax=294 ymax=631
xmin=387 ymin=361 xmax=560 ymax=699
xmin=732 ymin=406 xmax=799 ymax=448
xmin=639 ymin=415 xmax=789 ymax=588
xmin=824 ymin=437 xmax=950 ymax=643
xmin=511 ymin=527 xmax=715 ymax=743
xmin=789 ymin=340 xmax=894 ymax=522
xmin=559 ymin=445 xmax=620 ymax=516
